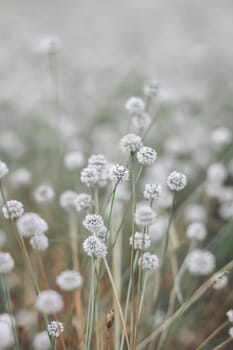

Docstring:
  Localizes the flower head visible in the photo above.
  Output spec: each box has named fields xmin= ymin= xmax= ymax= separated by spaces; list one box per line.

xmin=47 ymin=321 xmax=64 ymax=338
xmin=34 ymin=184 xmax=55 ymax=203
xmin=135 ymin=203 xmax=157 ymax=227
xmin=144 ymin=184 xmax=162 ymax=200
xmin=186 ymin=222 xmax=207 ymax=241
xmin=167 ymin=171 xmax=187 ymax=191
xmin=30 ymin=235 xmax=49 ymax=251
xmin=0 ymin=252 xmax=14 ymax=274
xmin=59 ymin=191 xmax=78 ymax=210
xmin=129 ymin=232 xmax=151 ymax=250
xmin=0 ymin=160 xmax=9 ymax=179
xmin=10 ymin=168 xmax=32 ymax=187
xmin=56 ymin=270 xmax=83 ymax=291
xmin=144 ymin=80 xmax=159 ymax=98
xmin=125 ymin=97 xmax=145 ymax=116
xmin=80 ymin=166 xmax=99 ymax=187
xmin=138 ymin=252 xmax=159 ymax=270
xmin=0 ymin=320 xmax=14 ymax=349
xmin=33 ymin=331 xmax=50 ymax=350
xmin=109 ymin=164 xmax=129 ymax=184
xmin=186 ymin=249 xmax=215 ymax=276
xmin=2 ymin=200 xmax=24 ymax=219
xmin=83 ymin=214 xmax=104 ymax=233
xmin=16 ymin=212 xmax=48 ymax=237
xmin=120 ymin=134 xmax=143 ymax=153
xmin=83 ymin=235 xmax=107 ymax=259
xmin=137 ymin=146 xmax=157 ymax=165
xmin=227 ymin=310 xmax=233 ymax=323
xmin=75 ymin=193 xmax=93 ymax=211
xmin=35 ymin=290 xmax=64 ymax=315
xmin=64 ymin=151 xmax=85 ymax=170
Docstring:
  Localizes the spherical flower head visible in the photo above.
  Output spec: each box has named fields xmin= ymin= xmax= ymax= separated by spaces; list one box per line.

xmin=139 ymin=252 xmax=159 ymax=270
xmin=136 ymin=146 xmax=157 ymax=165
xmin=109 ymin=164 xmax=129 ymax=184
xmin=34 ymin=184 xmax=55 ymax=203
xmin=129 ymin=232 xmax=151 ymax=250
xmin=33 ymin=331 xmax=51 ymax=350
xmin=88 ymin=154 xmax=107 ymax=171
xmin=125 ymin=97 xmax=145 ymax=116
xmin=64 ymin=151 xmax=85 ymax=170
xmin=10 ymin=168 xmax=32 ymax=188
xmin=0 ymin=320 xmax=14 ymax=349
xmin=212 ymin=273 xmax=228 ymax=290
xmin=59 ymin=191 xmax=78 ymax=211
xmin=186 ymin=249 xmax=216 ymax=276
xmin=30 ymin=234 xmax=49 ymax=251
xmin=226 ymin=310 xmax=233 ymax=323
xmin=16 ymin=212 xmax=48 ymax=237
xmin=96 ymin=225 xmax=107 ymax=241
xmin=0 ymin=230 xmax=7 ymax=248
xmin=229 ymin=327 xmax=233 ymax=338
xmin=0 ymin=314 xmax=16 ymax=328
xmin=132 ymin=113 xmax=151 ymax=130
xmin=0 ymin=160 xmax=9 ymax=179
xmin=135 ymin=203 xmax=157 ymax=227
xmin=144 ymin=80 xmax=159 ymax=98
xmin=120 ymin=134 xmax=143 ymax=154
xmin=2 ymin=200 xmax=24 ymax=220
xmin=75 ymin=193 xmax=93 ymax=211
xmin=83 ymin=235 xmax=107 ymax=259
xmin=150 ymin=217 xmax=167 ymax=242
xmin=0 ymin=252 xmax=14 ymax=274
xmin=35 ymin=290 xmax=64 ymax=315
xmin=144 ymin=183 xmax=162 ymax=200
xmin=186 ymin=222 xmax=207 ymax=241
xmin=211 ymin=127 xmax=232 ymax=147
xmin=83 ymin=214 xmax=104 ymax=233
xmin=56 ymin=270 xmax=83 ymax=291
xmin=80 ymin=166 xmax=99 ymax=187
xmin=47 ymin=321 xmax=64 ymax=338
xmin=167 ymin=171 xmax=187 ymax=191
xmin=207 ymin=163 xmax=227 ymax=184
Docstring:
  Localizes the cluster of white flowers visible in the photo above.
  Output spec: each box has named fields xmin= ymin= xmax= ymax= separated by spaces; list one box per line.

xmin=30 ymin=234 xmax=49 ymax=251
xmin=167 ymin=171 xmax=187 ymax=191
xmin=47 ymin=320 xmax=64 ymax=338
xmin=0 ymin=252 xmax=14 ymax=274
xmin=83 ymin=235 xmax=107 ymax=259
xmin=185 ymin=222 xmax=207 ymax=241
xmin=129 ymin=232 xmax=151 ymax=250
xmin=83 ymin=214 xmax=104 ymax=233
xmin=144 ymin=183 xmax=162 ymax=200
xmin=10 ymin=168 xmax=32 ymax=188
xmin=149 ymin=217 xmax=167 ymax=242
xmin=125 ymin=97 xmax=145 ymax=116
xmin=138 ymin=252 xmax=159 ymax=270
xmin=64 ymin=150 xmax=85 ymax=170
xmin=109 ymin=164 xmax=129 ymax=184
xmin=186 ymin=249 xmax=216 ymax=275
xmin=135 ymin=203 xmax=157 ymax=227
xmin=33 ymin=331 xmax=51 ymax=350
xmin=59 ymin=190 xmax=78 ymax=210
xmin=0 ymin=160 xmax=9 ymax=179
xmin=56 ymin=270 xmax=83 ymax=291
xmin=136 ymin=146 xmax=157 ymax=165
xmin=2 ymin=200 xmax=24 ymax=220
xmin=81 ymin=154 xmax=109 ymax=187
xmin=35 ymin=290 xmax=64 ymax=315
xmin=34 ymin=184 xmax=55 ymax=203
xmin=17 ymin=212 xmax=48 ymax=237
xmin=75 ymin=193 xmax=92 ymax=211
xmin=0 ymin=319 xmax=14 ymax=349
xmin=212 ymin=272 xmax=229 ymax=290
xmin=120 ymin=133 xmax=143 ymax=153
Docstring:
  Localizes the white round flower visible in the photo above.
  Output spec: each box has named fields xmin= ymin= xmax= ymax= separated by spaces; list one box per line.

xmin=120 ymin=134 xmax=143 ymax=153
xmin=0 ymin=230 xmax=7 ymax=248
xmin=125 ymin=97 xmax=145 ymax=116
xmin=184 ymin=204 xmax=207 ymax=223
xmin=83 ymin=214 xmax=104 ymax=233
xmin=207 ymin=163 xmax=227 ymax=184
xmin=149 ymin=217 xmax=167 ymax=242
xmin=226 ymin=309 xmax=233 ymax=323
xmin=56 ymin=270 xmax=83 ymax=291
xmin=47 ymin=320 xmax=64 ymax=338
xmin=144 ymin=80 xmax=159 ymax=98
xmin=33 ymin=331 xmax=51 ymax=350
xmin=0 ymin=161 xmax=9 ymax=179
xmin=211 ymin=127 xmax=232 ymax=147
xmin=167 ymin=171 xmax=187 ymax=191
xmin=186 ymin=249 xmax=216 ymax=276
xmin=132 ymin=113 xmax=151 ymax=129
xmin=30 ymin=235 xmax=49 ymax=251
xmin=2 ymin=200 xmax=24 ymax=219
xmin=144 ymin=184 xmax=162 ymax=200
xmin=16 ymin=212 xmax=48 ymax=237
xmin=59 ymin=191 xmax=78 ymax=210
xmin=10 ymin=168 xmax=32 ymax=187
xmin=129 ymin=232 xmax=151 ymax=250
xmin=75 ymin=193 xmax=92 ymax=211
xmin=0 ymin=321 xmax=14 ymax=349
xmin=229 ymin=327 xmax=233 ymax=338
xmin=0 ymin=314 xmax=16 ymax=328
xmin=186 ymin=222 xmax=207 ymax=241
xmin=35 ymin=290 xmax=64 ymax=315
xmin=138 ymin=252 xmax=159 ymax=270
xmin=0 ymin=252 xmax=14 ymax=274
xmin=135 ymin=203 xmax=157 ymax=227
xmin=109 ymin=164 xmax=129 ymax=184
xmin=34 ymin=184 xmax=55 ymax=203
xmin=64 ymin=151 xmax=85 ymax=170
xmin=83 ymin=235 xmax=107 ymax=259
xmin=88 ymin=154 xmax=107 ymax=171
xmin=16 ymin=309 xmax=37 ymax=327
xmin=80 ymin=166 xmax=99 ymax=187
xmin=212 ymin=273 xmax=228 ymax=290
xmin=136 ymin=146 xmax=157 ymax=165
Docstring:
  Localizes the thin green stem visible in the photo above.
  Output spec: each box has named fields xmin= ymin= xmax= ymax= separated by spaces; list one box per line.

xmin=195 ymin=321 xmax=229 ymax=350
xmin=138 ymin=271 xmax=149 ymax=319
xmin=161 ymin=192 xmax=176 ymax=263
xmin=211 ymin=337 xmax=233 ymax=350
xmin=85 ymin=258 xmax=96 ymax=350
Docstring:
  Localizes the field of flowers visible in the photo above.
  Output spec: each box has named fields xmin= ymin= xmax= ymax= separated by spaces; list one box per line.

xmin=0 ymin=1 xmax=233 ymax=349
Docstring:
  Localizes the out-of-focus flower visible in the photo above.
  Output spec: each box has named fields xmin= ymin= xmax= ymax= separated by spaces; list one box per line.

xmin=2 ymin=200 xmax=24 ymax=220
xmin=207 ymin=163 xmax=227 ymax=184
xmin=144 ymin=80 xmax=159 ymax=98
xmin=88 ymin=154 xmax=107 ymax=171
xmin=33 ymin=331 xmax=51 ymax=350
xmin=0 ymin=252 xmax=14 ymax=273
xmin=0 ymin=161 xmax=8 ymax=179
xmin=34 ymin=184 xmax=55 ymax=203
xmin=149 ymin=217 xmax=167 ymax=242
xmin=35 ymin=290 xmax=64 ymax=315
xmin=120 ymin=133 xmax=143 ymax=153
xmin=212 ymin=273 xmax=229 ymax=290
xmin=186 ymin=222 xmax=207 ymax=241
xmin=56 ymin=270 xmax=83 ymax=291
xmin=83 ymin=214 xmax=104 ymax=233
xmin=10 ymin=168 xmax=32 ymax=188
xmin=184 ymin=204 xmax=207 ymax=223
xmin=83 ymin=235 xmax=107 ymax=259
xmin=138 ymin=252 xmax=159 ymax=270
xmin=16 ymin=212 xmax=48 ymax=237
xmin=186 ymin=249 xmax=215 ymax=275
xmin=144 ymin=183 xmax=162 ymax=200
xmin=226 ymin=310 xmax=233 ymax=323
xmin=137 ymin=146 xmax=157 ymax=165
xmin=125 ymin=97 xmax=145 ymax=116
xmin=129 ymin=232 xmax=151 ymax=250
xmin=47 ymin=321 xmax=64 ymax=338
xmin=80 ymin=166 xmax=99 ymax=187
xmin=132 ymin=113 xmax=151 ymax=129
xmin=30 ymin=235 xmax=49 ymax=251
xmin=35 ymin=35 xmax=62 ymax=55
xmin=134 ymin=203 xmax=157 ymax=227
xmin=64 ymin=151 xmax=85 ymax=170
xmin=75 ymin=193 xmax=93 ymax=211
xmin=0 ymin=320 xmax=14 ymax=349
xmin=211 ymin=127 xmax=232 ymax=148
xmin=109 ymin=164 xmax=129 ymax=184
xmin=167 ymin=171 xmax=187 ymax=191
xmin=59 ymin=191 xmax=78 ymax=211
